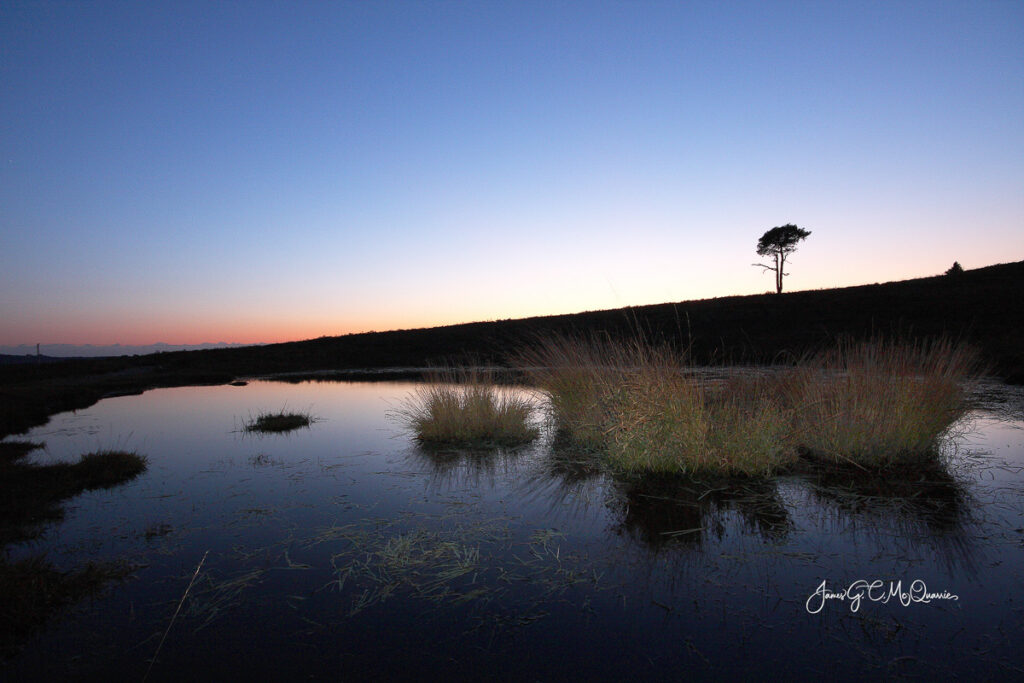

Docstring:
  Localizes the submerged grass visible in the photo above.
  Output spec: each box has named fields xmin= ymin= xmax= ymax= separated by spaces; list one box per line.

xmin=516 ymin=333 xmax=978 ymax=476
xmin=396 ymin=369 xmax=539 ymax=447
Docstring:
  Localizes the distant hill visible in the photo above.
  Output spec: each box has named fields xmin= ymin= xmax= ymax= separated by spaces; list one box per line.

xmin=11 ymin=259 xmax=1024 ymax=380
xmin=0 ymin=355 xmax=67 ymax=365
xmin=3 ymin=260 xmax=1022 ymax=438
xmin=0 ymin=342 xmax=255 ymax=358
xmin=145 ymin=259 xmax=1024 ymax=379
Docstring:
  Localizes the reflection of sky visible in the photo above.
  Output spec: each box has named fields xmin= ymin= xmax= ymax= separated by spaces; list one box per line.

xmin=4 ymin=379 xmax=1024 ymax=679
xmin=1 ymin=2 xmax=1022 ymax=346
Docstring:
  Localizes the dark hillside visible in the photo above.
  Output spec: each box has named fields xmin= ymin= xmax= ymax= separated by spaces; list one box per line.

xmin=145 ymin=259 xmax=1024 ymax=377
xmin=2 ymin=260 xmax=1021 ymax=437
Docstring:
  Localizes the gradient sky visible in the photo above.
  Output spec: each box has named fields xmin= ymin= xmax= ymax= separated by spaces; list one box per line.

xmin=2 ymin=0 xmax=1022 ymax=348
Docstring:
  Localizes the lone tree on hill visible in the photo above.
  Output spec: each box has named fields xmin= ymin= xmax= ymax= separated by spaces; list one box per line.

xmin=753 ymin=224 xmax=811 ymax=294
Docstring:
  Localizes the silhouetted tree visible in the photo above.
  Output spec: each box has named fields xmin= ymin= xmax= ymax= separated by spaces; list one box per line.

xmin=753 ymin=224 xmax=811 ymax=294
xmin=945 ymin=261 xmax=964 ymax=277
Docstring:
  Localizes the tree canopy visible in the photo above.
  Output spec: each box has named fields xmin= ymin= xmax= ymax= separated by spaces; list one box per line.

xmin=753 ymin=224 xmax=811 ymax=294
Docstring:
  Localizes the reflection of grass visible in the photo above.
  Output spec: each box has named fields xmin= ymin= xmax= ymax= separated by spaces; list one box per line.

xmin=612 ymin=475 xmax=792 ymax=550
xmin=1 ymin=555 xmax=136 ymax=660
xmin=397 ymin=369 xmax=539 ymax=447
xmin=0 ymin=440 xmax=44 ymax=465
xmin=243 ymin=409 xmax=315 ymax=434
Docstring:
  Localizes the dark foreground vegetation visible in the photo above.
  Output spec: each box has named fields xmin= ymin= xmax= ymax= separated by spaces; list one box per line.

xmin=0 ymin=442 xmax=147 ymax=658
xmin=2 ymin=260 xmax=1021 ymax=439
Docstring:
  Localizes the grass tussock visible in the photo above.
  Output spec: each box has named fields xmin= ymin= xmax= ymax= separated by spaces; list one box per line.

xmin=518 ymin=335 xmax=795 ymax=476
xmin=514 ymin=334 xmax=670 ymax=451
xmin=517 ymin=334 xmax=977 ymax=476
xmin=607 ymin=374 xmax=795 ymax=476
xmin=243 ymin=409 xmax=315 ymax=434
xmin=782 ymin=338 xmax=979 ymax=466
xmin=74 ymin=449 xmax=149 ymax=487
xmin=397 ymin=369 xmax=539 ymax=447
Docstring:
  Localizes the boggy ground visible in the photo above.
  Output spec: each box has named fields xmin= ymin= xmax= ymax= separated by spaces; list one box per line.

xmin=0 ymin=441 xmax=147 ymax=659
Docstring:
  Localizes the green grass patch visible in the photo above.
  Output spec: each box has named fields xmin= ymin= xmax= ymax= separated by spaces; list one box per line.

xmin=397 ymin=369 xmax=539 ymax=447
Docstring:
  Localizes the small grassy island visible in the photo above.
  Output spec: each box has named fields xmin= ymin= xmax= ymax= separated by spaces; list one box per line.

xmin=397 ymin=369 xmax=539 ymax=447
xmin=242 ymin=409 xmax=316 ymax=434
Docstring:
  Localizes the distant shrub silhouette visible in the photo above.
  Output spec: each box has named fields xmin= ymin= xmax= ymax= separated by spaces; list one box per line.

xmin=945 ymin=261 xmax=964 ymax=276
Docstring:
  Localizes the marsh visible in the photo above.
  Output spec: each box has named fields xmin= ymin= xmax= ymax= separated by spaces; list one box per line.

xmin=1 ymin=376 xmax=1022 ymax=680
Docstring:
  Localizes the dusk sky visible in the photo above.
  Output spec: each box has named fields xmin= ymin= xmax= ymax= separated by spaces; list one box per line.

xmin=2 ymin=0 xmax=1022 ymax=350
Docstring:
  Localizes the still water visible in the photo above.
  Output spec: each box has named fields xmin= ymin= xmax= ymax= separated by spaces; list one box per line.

xmin=4 ymin=379 xmax=1024 ymax=681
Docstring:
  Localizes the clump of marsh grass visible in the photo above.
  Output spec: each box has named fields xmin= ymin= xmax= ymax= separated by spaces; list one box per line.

xmin=605 ymin=369 xmax=796 ymax=477
xmin=397 ymin=369 xmax=539 ymax=447
xmin=515 ymin=333 xmax=668 ymax=450
xmin=517 ymin=334 xmax=796 ymax=476
xmin=517 ymin=333 xmax=978 ymax=475
xmin=74 ymin=449 xmax=149 ymax=487
xmin=782 ymin=338 xmax=979 ymax=467
xmin=242 ymin=409 xmax=316 ymax=434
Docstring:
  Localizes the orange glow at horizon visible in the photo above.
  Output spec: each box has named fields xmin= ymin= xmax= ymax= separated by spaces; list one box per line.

xmin=7 ymin=253 xmax=1020 ymax=349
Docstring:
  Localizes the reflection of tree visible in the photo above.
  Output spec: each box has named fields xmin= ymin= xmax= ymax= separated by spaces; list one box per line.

xmin=610 ymin=475 xmax=792 ymax=550
xmin=801 ymin=460 xmax=977 ymax=574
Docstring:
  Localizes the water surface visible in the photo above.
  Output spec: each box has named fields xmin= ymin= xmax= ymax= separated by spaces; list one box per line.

xmin=4 ymin=378 xmax=1024 ymax=680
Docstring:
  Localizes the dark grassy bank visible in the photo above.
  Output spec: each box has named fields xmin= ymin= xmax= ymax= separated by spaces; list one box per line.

xmin=2 ymin=260 xmax=1021 ymax=438
xmin=0 ymin=442 xmax=147 ymax=658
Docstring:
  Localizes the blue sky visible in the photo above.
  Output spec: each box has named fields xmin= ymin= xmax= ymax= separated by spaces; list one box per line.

xmin=2 ymin=0 xmax=1022 ymax=348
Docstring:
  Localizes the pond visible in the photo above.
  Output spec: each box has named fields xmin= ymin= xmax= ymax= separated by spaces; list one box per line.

xmin=3 ymin=378 xmax=1024 ymax=681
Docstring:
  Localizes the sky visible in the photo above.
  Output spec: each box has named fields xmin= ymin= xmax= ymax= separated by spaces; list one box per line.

xmin=2 ymin=0 xmax=1022 ymax=351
